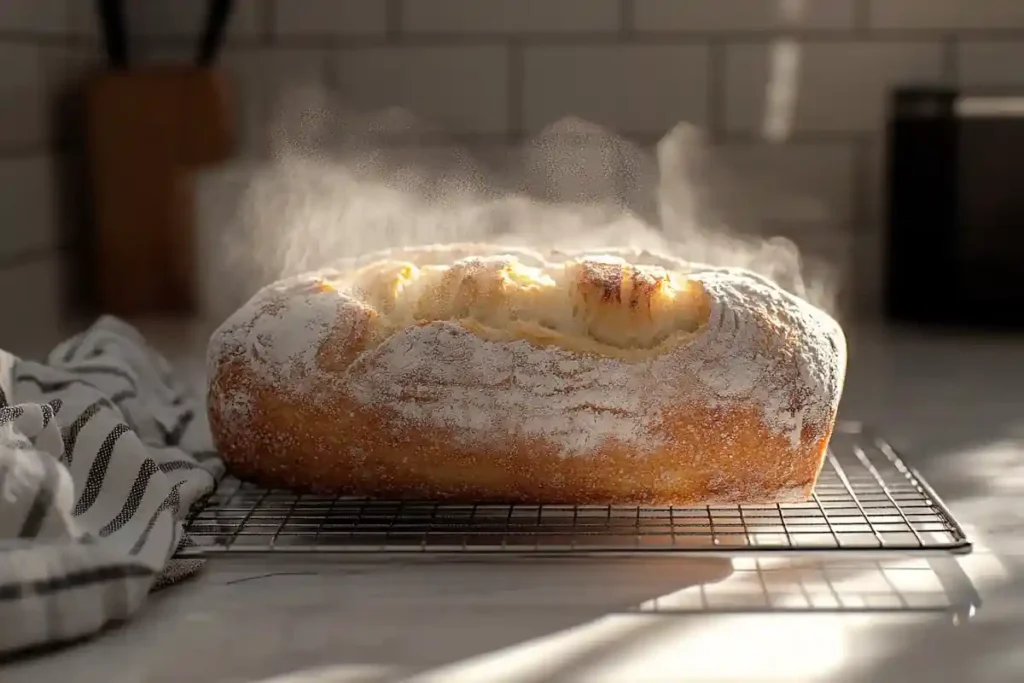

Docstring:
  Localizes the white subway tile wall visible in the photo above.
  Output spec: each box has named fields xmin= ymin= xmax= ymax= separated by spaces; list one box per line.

xmin=633 ymin=0 xmax=858 ymax=32
xmin=0 ymin=157 xmax=59 ymax=256
xmin=0 ymin=254 xmax=67 ymax=359
xmin=219 ymin=48 xmax=329 ymax=155
xmin=523 ymin=45 xmax=710 ymax=134
xmin=331 ymin=46 xmax=510 ymax=134
xmin=957 ymin=42 xmax=1024 ymax=86
xmin=723 ymin=42 xmax=945 ymax=134
xmin=4 ymin=0 xmax=1024 ymax=330
xmin=401 ymin=0 xmax=621 ymax=34
xmin=272 ymin=0 xmax=387 ymax=38
xmin=0 ymin=43 xmax=49 ymax=152
xmin=867 ymin=0 xmax=1024 ymax=30
xmin=0 ymin=0 xmax=71 ymax=35
xmin=0 ymin=2 xmax=100 ymax=351
xmin=715 ymin=142 xmax=858 ymax=228
xmin=122 ymin=0 xmax=263 ymax=39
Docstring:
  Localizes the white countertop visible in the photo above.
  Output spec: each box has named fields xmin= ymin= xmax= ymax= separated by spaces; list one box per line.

xmin=3 ymin=321 xmax=1023 ymax=683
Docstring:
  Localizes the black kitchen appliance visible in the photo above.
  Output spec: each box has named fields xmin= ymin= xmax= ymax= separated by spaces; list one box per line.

xmin=885 ymin=86 xmax=1024 ymax=329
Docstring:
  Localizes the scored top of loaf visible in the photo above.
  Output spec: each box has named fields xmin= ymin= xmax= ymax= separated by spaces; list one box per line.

xmin=341 ymin=251 xmax=710 ymax=358
xmin=208 ymin=243 xmax=846 ymax=455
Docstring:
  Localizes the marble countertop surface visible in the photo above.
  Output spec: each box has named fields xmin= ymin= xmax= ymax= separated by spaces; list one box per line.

xmin=3 ymin=320 xmax=1023 ymax=682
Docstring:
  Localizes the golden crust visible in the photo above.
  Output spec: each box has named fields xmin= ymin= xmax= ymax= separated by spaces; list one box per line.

xmin=207 ymin=246 xmax=846 ymax=505
xmin=210 ymin=359 xmax=831 ymax=505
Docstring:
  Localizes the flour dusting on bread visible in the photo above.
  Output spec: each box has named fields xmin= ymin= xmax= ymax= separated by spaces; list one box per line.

xmin=209 ymin=244 xmax=844 ymax=458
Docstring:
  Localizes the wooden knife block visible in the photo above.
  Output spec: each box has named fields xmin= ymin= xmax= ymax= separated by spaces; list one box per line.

xmin=86 ymin=66 xmax=235 ymax=316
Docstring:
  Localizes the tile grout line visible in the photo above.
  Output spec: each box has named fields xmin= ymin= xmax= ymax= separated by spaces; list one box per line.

xmin=619 ymin=0 xmax=635 ymax=36
xmin=851 ymin=133 xmax=875 ymax=234
xmin=849 ymin=131 xmax=882 ymax=317
xmin=0 ymin=31 xmax=102 ymax=45
xmin=506 ymin=40 xmax=524 ymax=143
xmin=943 ymin=35 xmax=959 ymax=84
xmin=244 ymin=130 xmax=869 ymax=147
xmin=0 ymin=247 xmax=69 ymax=271
xmin=853 ymin=0 xmax=872 ymax=32
xmin=385 ymin=0 xmax=402 ymax=41
xmin=707 ymin=39 xmax=726 ymax=142
xmin=257 ymin=0 xmax=275 ymax=45
xmin=158 ymin=28 xmax=1024 ymax=50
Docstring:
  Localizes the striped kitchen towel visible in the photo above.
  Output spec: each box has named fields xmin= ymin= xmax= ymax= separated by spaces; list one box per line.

xmin=0 ymin=316 xmax=224 ymax=657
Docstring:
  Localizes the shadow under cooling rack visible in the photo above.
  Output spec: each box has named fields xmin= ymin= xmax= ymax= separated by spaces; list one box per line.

xmin=181 ymin=422 xmax=971 ymax=556
xmin=634 ymin=554 xmax=981 ymax=619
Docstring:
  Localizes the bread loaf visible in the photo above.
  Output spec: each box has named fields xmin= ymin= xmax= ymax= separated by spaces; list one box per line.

xmin=207 ymin=244 xmax=846 ymax=505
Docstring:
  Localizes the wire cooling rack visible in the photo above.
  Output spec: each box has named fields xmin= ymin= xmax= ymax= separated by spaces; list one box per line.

xmin=180 ymin=422 xmax=971 ymax=556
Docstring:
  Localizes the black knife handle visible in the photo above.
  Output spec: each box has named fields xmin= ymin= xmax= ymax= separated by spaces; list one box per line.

xmin=197 ymin=0 xmax=235 ymax=67
xmin=96 ymin=0 xmax=129 ymax=69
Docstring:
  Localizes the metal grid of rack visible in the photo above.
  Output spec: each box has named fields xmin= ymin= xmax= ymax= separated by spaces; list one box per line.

xmin=181 ymin=422 xmax=971 ymax=556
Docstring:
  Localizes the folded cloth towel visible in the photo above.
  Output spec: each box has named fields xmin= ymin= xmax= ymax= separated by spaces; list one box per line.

xmin=0 ymin=316 xmax=224 ymax=656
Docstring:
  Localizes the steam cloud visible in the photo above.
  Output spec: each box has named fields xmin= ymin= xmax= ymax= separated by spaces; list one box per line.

xmin=217 ymin=85 xmax=838 ymax=319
